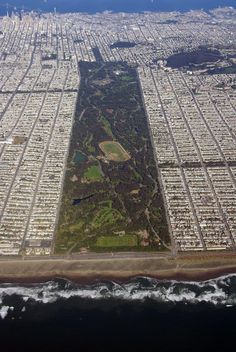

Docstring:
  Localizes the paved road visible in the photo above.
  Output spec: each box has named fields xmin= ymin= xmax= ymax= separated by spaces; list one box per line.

xmin=0 ymin=251 xmax=171 ymax=262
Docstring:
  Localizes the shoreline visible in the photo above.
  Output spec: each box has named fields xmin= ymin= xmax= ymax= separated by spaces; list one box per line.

xmin=0 ymin=252 xmax=236 ymax=284
xmin=1 ymin=267 xmax=236 ymax=285
xmin=0 ymin=4 xmax=235 ymax=17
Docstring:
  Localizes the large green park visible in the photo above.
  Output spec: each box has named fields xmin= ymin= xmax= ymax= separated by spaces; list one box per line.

xmin=55 ymin=60 xmax=170 ymax=254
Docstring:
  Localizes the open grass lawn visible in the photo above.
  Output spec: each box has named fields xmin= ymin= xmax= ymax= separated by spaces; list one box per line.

xmin=96 ymin=234 xmax=138 ymax=248
xmin=100 ymin=115 xmax=114 ymax=137
xmin=69 ymin=221 xmax=85 ymax=233
xmin=121 ymin=75 xmax=133 ymax=81
xmin=83 ymin=164 xmax=103 ymax=182
xmin=99 ymin=141 xmax=130 ymax=162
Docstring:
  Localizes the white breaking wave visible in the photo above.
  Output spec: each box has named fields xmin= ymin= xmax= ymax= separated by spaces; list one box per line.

xmin=0 ymin=305 xmax=13 ymax=319
xmin=0 ymin=274 xmax=236 ymax=319
xmin=0 ymin=306 xmax=10 ymax=319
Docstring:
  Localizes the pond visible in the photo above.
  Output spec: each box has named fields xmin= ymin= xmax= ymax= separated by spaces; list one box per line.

xmin=72 ymin=194 xmax=94 ymax=205
xmin=73 ymin=150 xmax=87 ymax=165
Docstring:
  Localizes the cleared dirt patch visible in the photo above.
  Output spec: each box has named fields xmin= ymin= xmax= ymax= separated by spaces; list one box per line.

xmin=13 ymin=136 xmax=27 ymax=145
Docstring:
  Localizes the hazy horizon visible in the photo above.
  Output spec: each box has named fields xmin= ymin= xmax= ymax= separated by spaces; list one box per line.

xmin=0 ymin=0 xmax=235 ymax=15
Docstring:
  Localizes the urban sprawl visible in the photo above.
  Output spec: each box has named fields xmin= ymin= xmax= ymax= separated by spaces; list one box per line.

xmin=0 ymin=7 xmax=235 ymax=255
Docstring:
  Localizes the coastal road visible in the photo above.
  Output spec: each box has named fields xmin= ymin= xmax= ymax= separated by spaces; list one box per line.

xmin=0 ymin=250 xmax=236 ymax=284
xmin=0 ymin=250 xmax=172 ymax=262
xmin=1 ymin=248 xmax=236 ymax=263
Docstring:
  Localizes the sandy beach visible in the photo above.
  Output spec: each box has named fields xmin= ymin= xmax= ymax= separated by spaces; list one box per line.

xmin=0 ymin=252 xmax=236 ymax=283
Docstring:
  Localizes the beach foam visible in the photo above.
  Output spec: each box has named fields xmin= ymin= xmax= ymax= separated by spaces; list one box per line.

xmin=0 ymin=275 xmax=236 ymax=319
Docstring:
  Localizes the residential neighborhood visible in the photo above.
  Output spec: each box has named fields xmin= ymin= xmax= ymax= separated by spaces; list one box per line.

xmin=0 ymin=7 xmax=235 ymax=255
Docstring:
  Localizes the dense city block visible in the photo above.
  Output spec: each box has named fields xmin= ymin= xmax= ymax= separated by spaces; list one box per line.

xmin=0 ymin=7 xmax=235 ymax=255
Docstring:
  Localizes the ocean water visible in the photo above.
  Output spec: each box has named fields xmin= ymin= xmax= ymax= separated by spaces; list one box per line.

xmin=0 ymin=275 xmax=236 ymax=351
xmin=0 ymin=0 xmax=235 ymax=15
